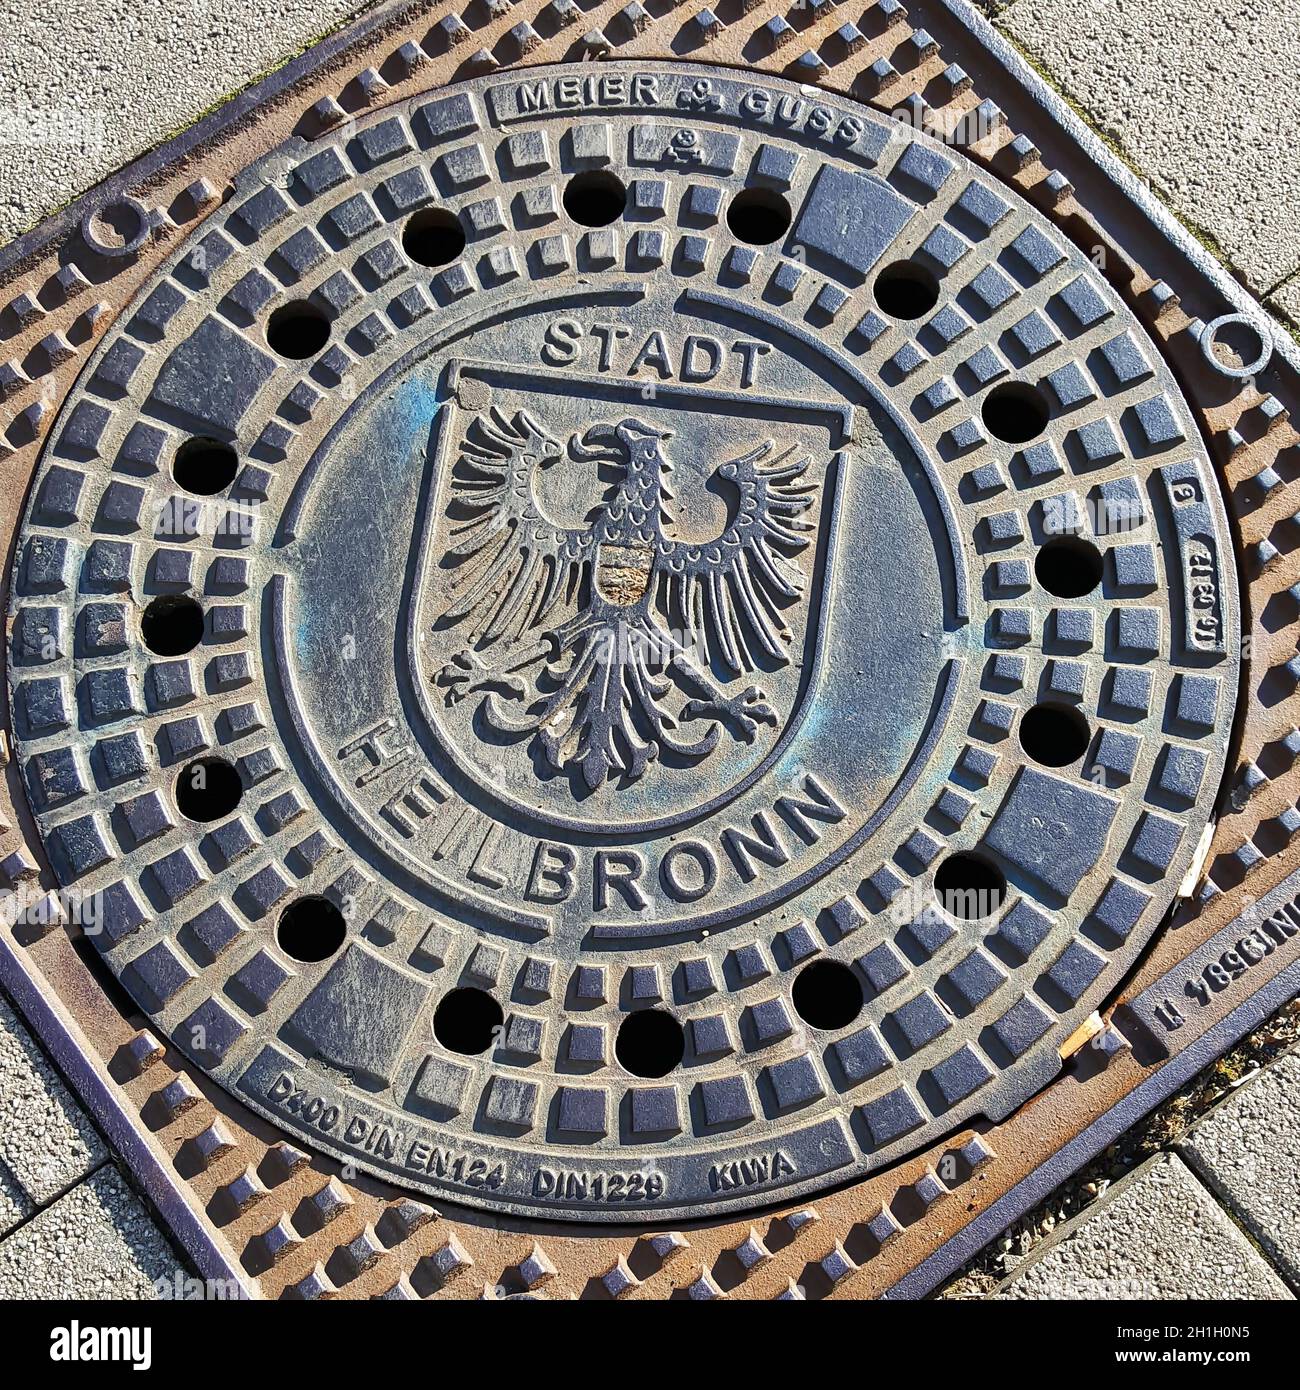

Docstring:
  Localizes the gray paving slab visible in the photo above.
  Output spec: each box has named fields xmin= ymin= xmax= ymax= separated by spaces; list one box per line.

xmin=0 ymin=0 xmax=371 ymax=247
xmin=997 ymin=0 xmax=1300 ymax=292
xmin=0 ymin=993 xmax=106 ymax=1206
xmin=996 ymin=1152 xmax=1293 ymax=1299
xmin=0 ymin=1165 xmax=177 ymax=1299
xmin=1180 ymin=1049 xmax=1300 ymax=1287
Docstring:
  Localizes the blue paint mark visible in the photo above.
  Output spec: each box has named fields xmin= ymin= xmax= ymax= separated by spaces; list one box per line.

xmin=395 ymin=374 xmax=441 ymax=440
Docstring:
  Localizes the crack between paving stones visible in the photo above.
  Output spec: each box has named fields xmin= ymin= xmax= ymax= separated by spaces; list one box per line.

xmin=937 ymin=1002 xmax=1300 ymax=1297
xmin=0 ymin=1158 xmax=112 ymax=1245
xmin=0 ymin=1155 xmax=199 ymax=1294
xmin=1 ymin=982 xmax=199 ymax=1285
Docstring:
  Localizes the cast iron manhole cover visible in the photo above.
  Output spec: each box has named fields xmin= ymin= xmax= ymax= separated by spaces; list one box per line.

xmin=7 ymin=60 xmax=1240 ymax=1222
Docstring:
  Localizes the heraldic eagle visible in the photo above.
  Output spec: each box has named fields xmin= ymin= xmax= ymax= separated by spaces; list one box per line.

xmin=434 ymin=409 xmax=818 ymax=791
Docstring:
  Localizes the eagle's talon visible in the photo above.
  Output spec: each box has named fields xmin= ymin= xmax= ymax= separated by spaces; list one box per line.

xmin=437 ymin=649 xmax=528 ymax=706
xmin=682 ymin=685 xmax=777 ymax=740
xmin=732 ymin=685 xmax=778 ymax=737
xmin=436 ymin=649 xmax=480 ymax=704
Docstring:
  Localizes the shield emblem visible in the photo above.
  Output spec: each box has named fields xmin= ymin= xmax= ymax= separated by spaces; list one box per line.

xmin=408 ymin=359 xmax=850 ymax=826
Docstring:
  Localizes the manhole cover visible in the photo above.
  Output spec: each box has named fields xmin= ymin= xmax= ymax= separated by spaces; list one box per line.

xmin=4 ymin=0 xmax=1297 ymax=1304
xmin=7 ymin=60 xmax=1240 ymax=1222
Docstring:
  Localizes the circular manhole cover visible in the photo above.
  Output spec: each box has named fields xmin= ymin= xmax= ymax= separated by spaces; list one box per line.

xmin=7 ymin=62 xmax=1239 ymax=1220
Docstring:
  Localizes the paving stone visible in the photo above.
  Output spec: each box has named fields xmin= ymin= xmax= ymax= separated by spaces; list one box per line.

xmin=0 ymin=1158 xmax=33 ymax=1238
xmin=0 ymin=1165 xmax=177 ymax=1299
xmin=998 ymin=0 xmax=1300 ymax=291
xmin=1269 ymin=273 xmax=1300 ymax=329
xmin=997 ymin=1152 xmax=1293 ymax=1299
xmin=0 ymin=0 xmax=366 ymax=245
xmin=0 ymin=992 xmax=106 ymax=1204
xmin=1180 ymin=1049 xmax=1300 ymax=1286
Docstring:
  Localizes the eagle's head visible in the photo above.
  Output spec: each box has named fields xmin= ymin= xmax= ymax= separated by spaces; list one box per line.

xmin=570 ymin=418 xmax=674 ymax=476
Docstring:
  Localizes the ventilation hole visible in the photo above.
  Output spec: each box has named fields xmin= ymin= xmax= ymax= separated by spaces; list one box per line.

xmin=562 ymin=170 xmax=627 ymax=227
xmin=266 ymin=300 xmax=330 ymax=359
xmin=171 ymin=437 xmax=238 ymax=495
xmin=982 ymin=380 xmax=1051 ymax=444
xmin=1019 ymin=703 xmax=1091 ymax=767
xmin=615 ymin=1010 xmax=685 ymax=1078
xmin=1035 ymin=536 xmax=1104 ymax=598
xmin=433 ymin=987 xmax=504 ymax=1055
xmin=401 ymin=208 xmax=466 ymax=267
xmin=934 ymin=853 xmax=1007 ymax=921
xmin=791 ymin=959 xmax=863 ymax=1030
xmin=174 ymin=756 xmax=243 ymax=822
xmin=276 ymin=896 xmax=347 ymax=963
xmin=873 ymin=260 xmax=941 ymax=319
xmin=725 ymin=188 xmax=792 ymax=246
xmin=140 ymin=594 xmax=204 ymax=656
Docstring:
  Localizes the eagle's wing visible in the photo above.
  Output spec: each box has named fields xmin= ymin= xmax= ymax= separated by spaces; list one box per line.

xmin=659 ymin=441 xmax=817 ymax=673
xmin=438 ymin=408 xmax=593 ymax=643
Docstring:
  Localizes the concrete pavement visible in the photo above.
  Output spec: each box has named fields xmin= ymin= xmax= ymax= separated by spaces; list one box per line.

xmin=994 ymin=0 xmax=1300 ymax=319
xmin=0 ymin=0 xmax=371 ymax=246
xmin=0 ymin=992 xmax=181 ymax=1298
